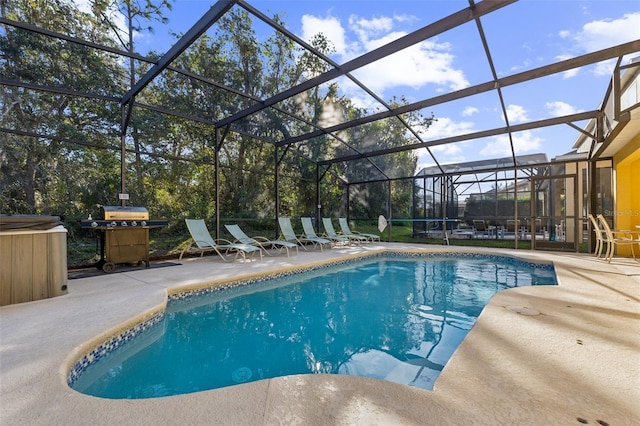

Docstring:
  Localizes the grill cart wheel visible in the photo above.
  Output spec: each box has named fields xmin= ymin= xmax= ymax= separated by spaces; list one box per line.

xmin=102 ymin=262 xmax=115 ymax=273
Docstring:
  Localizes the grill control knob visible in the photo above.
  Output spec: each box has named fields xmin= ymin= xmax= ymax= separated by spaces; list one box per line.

xmin=121 ymin=221 xmax=128 ymax=226
xmin=131 ymin=221 xmax=137 ymax=226
xmin=110 ymin=221 xmax=117 ymax=227
xmin=141 ymin=221 xmax=147 ymax=226
xmin=91 ymin=221 xmax=98 ymax=227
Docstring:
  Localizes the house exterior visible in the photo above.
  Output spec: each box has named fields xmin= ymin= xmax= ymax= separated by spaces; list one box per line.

xmin=573 ymin=57 xmax=640 ymax=257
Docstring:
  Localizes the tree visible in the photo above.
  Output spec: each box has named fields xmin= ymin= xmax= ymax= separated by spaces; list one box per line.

xmin=1 ymin=1 xmax=426 ymax=228
xmin=89 ymin=0 xmax=173 ymax=200
xmin=1 ymin=0 xmax=124 ymax=214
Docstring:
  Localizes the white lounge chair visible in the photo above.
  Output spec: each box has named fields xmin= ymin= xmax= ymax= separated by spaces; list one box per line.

xmin=225 ymin=224 xmax=298 ymax=257
xmin=180 ymin=219 xmax=262 ymax=262
xmin=339 ymin=217 xmax=380 ymax=242
xmin=278 ymin=217 xmax=331 ymax=251
xmin=338 ymin=217 xmax=380 ymax=242
xmin=302 ymin=217 xmax=347 ymax=246
xmin=472 ymin=219 xmax=491 ymax=238
xmin=323 ymin=217 xmax=363 ymax=244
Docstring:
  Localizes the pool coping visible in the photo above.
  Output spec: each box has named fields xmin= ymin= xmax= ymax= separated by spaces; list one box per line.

xmin=1 ymin=244 xmax=639 ymax=425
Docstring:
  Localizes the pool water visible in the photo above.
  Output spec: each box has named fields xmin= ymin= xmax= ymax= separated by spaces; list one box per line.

xmin=72 ymin=255 xmax=556 ymax=399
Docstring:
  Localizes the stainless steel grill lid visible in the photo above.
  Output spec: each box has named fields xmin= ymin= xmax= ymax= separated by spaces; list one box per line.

xmin=100 ymin=206 xmax=149 ymax=221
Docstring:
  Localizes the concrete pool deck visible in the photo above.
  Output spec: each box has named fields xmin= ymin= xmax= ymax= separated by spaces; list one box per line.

xmin=1 ymin=243 xmax=639 ymax=425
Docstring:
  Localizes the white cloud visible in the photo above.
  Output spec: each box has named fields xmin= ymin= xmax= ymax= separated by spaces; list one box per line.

xmin=561 ymin=12 xmax=640 ymax=76
xmin=480 ymin=131 xmax=543 ymax=157
xmin=554 ymin=54 xmax=580 ymax=79
xmin=462 ymin=106 xmax=479 ymax=117
xmin=349 ymin=15 xmax=394 ymax=40
xmin=414 ymin=117 xmax=476 ymax=169
xmin=301 ymin=14 xmax=349 ymax=56
xmin=349 ymin=35 xmax=468 ymax=93
xmin=417 ymin=129 xmax=544 ymax=169
xmin=393 ymin=13 xmax=419 ymax=24
xmin=416 ymin=122 xmax=545 ymax=168
xmin=72 ymin=0 xmax=140 ymax=50
xmin=505 ymin=104 xmax=529 ymax=123
xmin=423 ymin=117 xmax=476 ymax=140
xmin=562 ymin=68 xmax=580 ymax=79
xmin=416 ymin=145 xmax=466 ymax=171
xmin=545 ymin=101 xmax=582 ymax=117
xmin=300 ymin=13 xmax=469 ymax=97
xmin=335 ymin=86 xmax=381 ymax=110
xmin=429 ymin=143 xmax=464 ymax=155
xmin=510 ymin=58 xmax=532 ymax=72
xmin=575 ymin=12 xmax=640 ymax=53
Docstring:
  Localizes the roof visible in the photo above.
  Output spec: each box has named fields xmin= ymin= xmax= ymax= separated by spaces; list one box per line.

xmin=416 ymin=153 xmax=549 ymax=176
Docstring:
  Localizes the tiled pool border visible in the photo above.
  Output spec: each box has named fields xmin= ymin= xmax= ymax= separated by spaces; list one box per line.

xmin=66 ymin=249 xmax=555 ymax=389
xmin=166 ymin=250 xmax=553 ymax=303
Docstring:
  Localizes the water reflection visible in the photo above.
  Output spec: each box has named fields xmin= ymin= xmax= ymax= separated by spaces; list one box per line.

xmin=76 ymin=257 xmax=555 ymax=398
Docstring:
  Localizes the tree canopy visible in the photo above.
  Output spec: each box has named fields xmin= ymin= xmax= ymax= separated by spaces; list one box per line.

xmin=1 ymin=0 xmax=432 ymax=221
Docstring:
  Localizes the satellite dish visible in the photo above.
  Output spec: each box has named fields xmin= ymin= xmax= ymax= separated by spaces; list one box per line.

xmin=378 ymin=215 xmax=388 ymax=232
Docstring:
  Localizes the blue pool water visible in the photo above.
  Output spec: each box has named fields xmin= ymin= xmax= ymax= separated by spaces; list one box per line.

xmin=71 ymin=254 xmax=556 ymax=399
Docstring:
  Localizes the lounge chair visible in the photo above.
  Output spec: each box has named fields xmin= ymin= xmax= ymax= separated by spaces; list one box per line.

xmin=339 ymin=218 xmax=380 ymax=243
xmin=321 ymin=217 xmax=358 ymax=245
xmin=506 ymin=219 xmax=520 ymax=235
xmin=302 ymin=217 xmax=346 ymax=246
xmin=224 ymin=224 xmax=298 ymax=257
xmin=278 ymin=217 xmax=331 ymax=251
xmin=596 ymin=214 xmax=637 ymax=263
xmin=179 ymin=219 xmax=262 ymax=262
xmin=472 ymin=219 xmax=490 ymax=238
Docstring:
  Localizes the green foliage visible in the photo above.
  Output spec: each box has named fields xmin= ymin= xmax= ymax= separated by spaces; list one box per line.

xmin=1 ymin=1 xmax=124 ymax=214
xmin=2 ymin=0 xmax=429 ymax=264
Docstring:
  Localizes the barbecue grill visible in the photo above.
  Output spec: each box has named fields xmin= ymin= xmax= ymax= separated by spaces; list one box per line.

xmin=81 ymin=206 xmax=168 ymax=273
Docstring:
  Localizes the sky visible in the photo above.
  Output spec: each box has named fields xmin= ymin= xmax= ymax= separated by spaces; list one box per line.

xmin=77 ymin=0 xmax=640 ymax=171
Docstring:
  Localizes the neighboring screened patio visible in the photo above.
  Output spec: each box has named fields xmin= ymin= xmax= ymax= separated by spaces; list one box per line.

xmin=410 ymin=153 xmax=615 ymax=252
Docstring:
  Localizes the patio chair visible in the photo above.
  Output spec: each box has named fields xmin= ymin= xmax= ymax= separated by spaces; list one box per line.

xmin=587 ymin=214 xmax=606 ymax=258
xmin=339 ymin=217 xmax=380 ymax=243
xmin=506 ymin=219 xmax=520 ymax=234
xmin=224 ymin=224 xmax=298 ymax=257
xmin=180 ymin=219 xmax=262 ymax=262
xmin=301 ymin=217 xmax=346 ymax=247
xmin=472 ymin=219 xmax=490 ymax=238
xmin=596 ymin=214 xmax=637 ymax=263
xmin=278 ymin=217 xmax=331 ymax=251
xmin=322 ymin=217 xmax=362 ymax=244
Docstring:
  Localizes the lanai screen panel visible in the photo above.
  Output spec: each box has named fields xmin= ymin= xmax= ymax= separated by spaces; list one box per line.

xmin=1 ymin=28 xmax=127 ymax=99
xmin=2 ymin=0 xmax=639 ymax=228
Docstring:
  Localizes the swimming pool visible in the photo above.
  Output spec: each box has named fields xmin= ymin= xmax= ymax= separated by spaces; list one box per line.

xmin=69 ymin=252 xmax=556 ymax=399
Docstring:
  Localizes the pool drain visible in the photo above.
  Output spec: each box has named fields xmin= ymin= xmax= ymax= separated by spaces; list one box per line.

xmin=232 ymin=367 xmax=252 ymax=383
